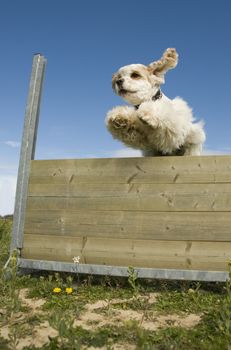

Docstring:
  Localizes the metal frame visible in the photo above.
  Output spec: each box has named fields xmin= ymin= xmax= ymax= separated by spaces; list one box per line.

xmin=11 ymin=54 xmax=47 ymax=251
xmin=11 ymin=55 xmax=229 ymax=282
xmin=18 ymin=258 xmax=229 ymax=282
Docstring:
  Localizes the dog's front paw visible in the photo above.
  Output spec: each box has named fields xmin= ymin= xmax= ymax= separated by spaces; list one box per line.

xmin=137 ymin=102 xmax=160 ymax=128
xmin=106 ymin=106 xmax=136 ymax=130
xmin=111 ymin=115 xmax=128 ymax=129
xmin=138 ymin=111 xmax=152 ymax=126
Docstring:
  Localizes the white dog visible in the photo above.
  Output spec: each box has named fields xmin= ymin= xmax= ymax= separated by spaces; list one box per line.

xmin=105 ymin=48 xmax=205 ymax=156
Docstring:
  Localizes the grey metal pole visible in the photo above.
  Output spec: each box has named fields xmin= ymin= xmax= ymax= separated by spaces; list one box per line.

xmin=11 ymin=54 xmax=47 ymax=252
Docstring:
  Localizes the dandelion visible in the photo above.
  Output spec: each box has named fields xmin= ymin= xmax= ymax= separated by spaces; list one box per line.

xmin=53 ymin=287 xmax=62 ymax=293
xmin=65 ymin=287 xmax=73 ymax=294
xmin=72 ymin=256 xmax=80 ymax=264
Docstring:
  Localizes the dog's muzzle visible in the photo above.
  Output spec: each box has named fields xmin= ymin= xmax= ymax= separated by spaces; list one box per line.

xmin=116 ymin=79 xmax=124 ymax=88
xmin=116 ymin=79 xmax=127 ymax=95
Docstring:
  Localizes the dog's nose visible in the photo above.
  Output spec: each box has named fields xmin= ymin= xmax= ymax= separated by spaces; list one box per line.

xmin=116 ymin=79 xmax=124 ymax=87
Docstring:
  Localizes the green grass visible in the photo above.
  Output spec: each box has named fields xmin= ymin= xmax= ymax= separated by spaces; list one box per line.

xmin=0 ymin=217 xmax=231 ymax=350
xmin=0 ymin=218 xmax=11 ymax=268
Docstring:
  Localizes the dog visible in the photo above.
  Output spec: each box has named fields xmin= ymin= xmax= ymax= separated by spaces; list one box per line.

xmin=105 ymin=48 xmax=205 ymax=156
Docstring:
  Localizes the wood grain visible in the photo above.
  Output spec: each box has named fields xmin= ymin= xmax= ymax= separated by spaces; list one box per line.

xmin=22 ymin=234 xmax=231 ymax=271
xmin=29 ymin=156 xmax=231 ymax=184
xmin=24 ymin=210 xmax=231 ymax=241
xmin=27 ymin=183 xmax=231 ymax=212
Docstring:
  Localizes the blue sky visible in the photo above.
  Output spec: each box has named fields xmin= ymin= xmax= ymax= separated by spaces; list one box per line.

xmin=1 ymin=0 xmax=231 ymax=214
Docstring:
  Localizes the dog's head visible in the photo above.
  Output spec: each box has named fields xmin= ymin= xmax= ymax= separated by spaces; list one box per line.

xmin=112 ymin=48 xmax=178 ymax=105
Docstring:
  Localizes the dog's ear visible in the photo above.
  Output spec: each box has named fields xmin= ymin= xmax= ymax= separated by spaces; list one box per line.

xmin=148 ymin=48 xmax=178 ymax=82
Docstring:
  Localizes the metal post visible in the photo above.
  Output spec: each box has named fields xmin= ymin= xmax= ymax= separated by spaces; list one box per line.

xmin=11 ymin=54 xmax=47 ymax=252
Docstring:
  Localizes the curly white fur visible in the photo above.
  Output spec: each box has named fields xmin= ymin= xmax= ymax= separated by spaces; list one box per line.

xmin=105 ymin=48 xmax=205 ymax=156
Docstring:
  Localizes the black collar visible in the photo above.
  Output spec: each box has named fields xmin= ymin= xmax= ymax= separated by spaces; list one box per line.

xmin=152 ymin=89 xmax=162 ymax=101
xmin=135 ymin=89 xmax=162 ymax=110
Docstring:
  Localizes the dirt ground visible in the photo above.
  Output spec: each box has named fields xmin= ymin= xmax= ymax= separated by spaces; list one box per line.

xmin=0 ymin=288 xmax=201 ymax=349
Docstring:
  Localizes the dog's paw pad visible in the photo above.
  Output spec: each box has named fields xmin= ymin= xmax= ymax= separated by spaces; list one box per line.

xmin=112 ymin=116 xmax=128 ymax=129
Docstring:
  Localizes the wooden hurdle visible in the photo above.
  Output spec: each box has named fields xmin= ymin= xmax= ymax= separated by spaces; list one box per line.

xmin=11 ymin=55 xmax=231 ymax=281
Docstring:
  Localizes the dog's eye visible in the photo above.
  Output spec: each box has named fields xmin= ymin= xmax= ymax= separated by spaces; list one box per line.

xmin=131 ymin=72 xmax=141 ymax=79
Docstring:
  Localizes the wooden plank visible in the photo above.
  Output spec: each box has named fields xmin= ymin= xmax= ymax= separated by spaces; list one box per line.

xmin=27 ymin=183 xmax=231 ymax=212
xmin=22 ymin=234 xmax=231 ymax=271
xmin=24 ymin=210 xmax=231 ymax=241
xmin=29 ymin=156 xmax=231 ymax=184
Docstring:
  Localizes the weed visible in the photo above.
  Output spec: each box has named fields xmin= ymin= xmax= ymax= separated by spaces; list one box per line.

xmin=48 ymin=310 xmax=80 ymax=349
xmin=153 ymin=288 xmax=222 ymax=314
xmin=8 ymin=324 xmax=21 ymax=350
xmin=0 ymin=219 xmax=11 ymax=268
xmin=127 ymin=266 xmax=139 ymax=295
xmin=0 ymin=335 xmax=9 ymax=349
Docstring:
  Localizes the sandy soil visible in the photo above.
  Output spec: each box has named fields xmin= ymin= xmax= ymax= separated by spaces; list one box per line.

xmin=0 ymin=289 xmax=201 ymax=349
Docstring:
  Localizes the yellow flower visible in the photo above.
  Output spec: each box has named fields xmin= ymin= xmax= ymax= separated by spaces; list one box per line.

xmin=65 ymin=287 xmax=73 ymax=294
xmin=53 ymin=287 xmax=62 ymax=293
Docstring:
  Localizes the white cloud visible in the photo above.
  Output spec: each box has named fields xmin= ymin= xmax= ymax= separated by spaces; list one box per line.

xmin=203 ymin=149 xmax=225 ymax=155
xmin=109 ymin=148 xmax=142 ymax=158
xmin=110 ymin=147 xmax=231 ymax=158
xmin=0 ymin=175 xmax=16 ymax=215
xmin=5 ymin=141 xmax=20 ymax=148
xmin=0 ymin=159 xmax=18 ymax=215
xmin=202 ymin=147 xmax=231 ymax=155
